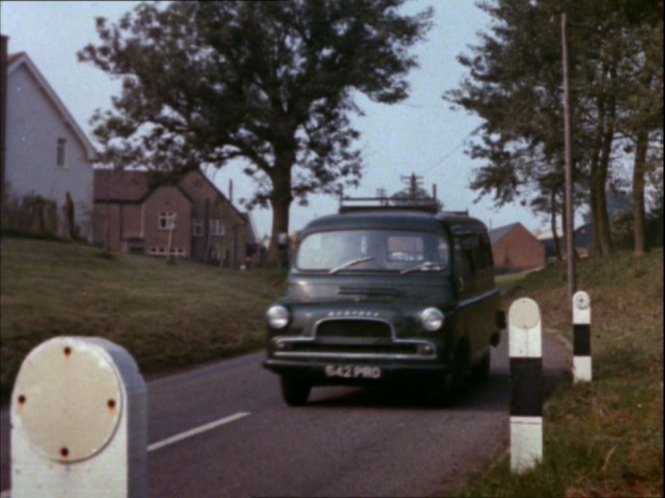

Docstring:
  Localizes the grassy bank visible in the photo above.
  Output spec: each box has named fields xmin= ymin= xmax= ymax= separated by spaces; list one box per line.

xmin=460 ymin=250 xmax=663 ymax=497
xmin=0 ymin=237 xmax=286 ymax=401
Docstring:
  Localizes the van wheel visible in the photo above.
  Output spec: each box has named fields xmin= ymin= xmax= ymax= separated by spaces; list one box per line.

xmin=280 ymin=377 xmax=311 ymax=406
xmin=452 ymin=342 xmax=471 ymax=389
xmin=471 ymin=351 xmax=491 ymax=382
xmin=427 ymin=372 xmax=455 ymax=407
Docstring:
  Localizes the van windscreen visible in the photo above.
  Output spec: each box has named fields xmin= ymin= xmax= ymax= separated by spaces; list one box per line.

xmin=296 ymin=230 xmax=450 ymax=272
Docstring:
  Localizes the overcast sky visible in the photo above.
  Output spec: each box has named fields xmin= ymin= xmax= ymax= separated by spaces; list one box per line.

xmin=1 ymin=0 xmax=566 ymax=238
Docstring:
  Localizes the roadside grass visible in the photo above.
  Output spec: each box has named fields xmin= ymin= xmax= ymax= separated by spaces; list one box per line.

xmin=0 ymin=236 xmax=286 ymax=402
xmin=459 ymin=250 xmax=663 ymax=498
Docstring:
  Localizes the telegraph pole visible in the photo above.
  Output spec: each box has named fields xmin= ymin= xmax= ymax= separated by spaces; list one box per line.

xmin=562 ymin=13 xmax=576 ymax=303
xmin=400 ymin=173 xmax=423 ymax=197
xmin=376 ymin=188 xmax=388 ymax=205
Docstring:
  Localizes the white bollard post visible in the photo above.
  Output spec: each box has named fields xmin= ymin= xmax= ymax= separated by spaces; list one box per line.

xmin=509 ymin=297 xmax=543 ymax=474
xmin=10 ymin=336 xmax=147 ymax=498
xmin=572 ymin=291 xmax=592 ymax=383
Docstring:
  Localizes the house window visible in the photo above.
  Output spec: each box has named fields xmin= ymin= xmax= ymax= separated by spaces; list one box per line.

xmin=210 ymin=219 xmax=225 ymax=236
xmin=56 ymin=138 xmax=67 ymax=167
xmin=192 ymin=218 xmax=203 ymax=237
xmin=159 ymin=212 xmax=176 ymax=230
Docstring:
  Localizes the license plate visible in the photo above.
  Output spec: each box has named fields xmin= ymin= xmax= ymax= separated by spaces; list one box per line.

xmin=324 ymin=364 xmax=382 ymax=380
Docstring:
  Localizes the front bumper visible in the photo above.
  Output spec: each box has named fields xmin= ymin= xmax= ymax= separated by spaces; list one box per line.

xmin=263 ymin=357 xmax=451 ymax=386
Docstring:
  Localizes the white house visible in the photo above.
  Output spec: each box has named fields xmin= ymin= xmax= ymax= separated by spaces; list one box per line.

xmin=2 ymin=36 xmax=96 ymax=241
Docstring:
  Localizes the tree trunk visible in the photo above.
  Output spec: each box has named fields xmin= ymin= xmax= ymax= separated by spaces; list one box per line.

xmin=266 ymin=153 xmax=294 ymax=268
xmin=632 ymin=130 xmax=649 ymax=256
xmin=560 ymin=201 xmax=568 ymax=260
xmin=588 ymin=103 xmax=604 ymax=257
xmin=550 ymin=188 xmax=562 ymax=261
xmin=595 ymin=113 xmax=615 ymax=257
xmin=588 ymin=68 xmax=616 ymax=258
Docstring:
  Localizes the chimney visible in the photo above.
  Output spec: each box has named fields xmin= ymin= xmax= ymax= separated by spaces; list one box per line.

xmin=1 ymin=35 xmax=8 ymax=207
xmin=228 ymin=179 xmax=233 ymax=204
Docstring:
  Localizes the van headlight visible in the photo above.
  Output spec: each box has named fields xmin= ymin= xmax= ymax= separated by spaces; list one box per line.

xmin=421 ymin=307 xmax=444 ymax=331
xmin=266 ymin=304 xmax=290 ymax=329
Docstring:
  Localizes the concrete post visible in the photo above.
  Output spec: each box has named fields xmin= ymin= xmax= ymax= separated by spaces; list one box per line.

xmin=509 ymin=297 xmax=543 ymax=474
xmin=572 ymin=291 xmax=592 ymax=383
xmin=10 ymin=336 xmax=147 ymax=497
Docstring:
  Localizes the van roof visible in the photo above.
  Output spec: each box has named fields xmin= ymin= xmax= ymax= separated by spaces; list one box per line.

xmin=301 ymin=210 xmax=488 ymax=237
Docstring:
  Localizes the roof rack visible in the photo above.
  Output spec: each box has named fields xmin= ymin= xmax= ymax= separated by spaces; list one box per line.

xmin=338 ymin=196 xmax=440 ymax=214
xmin=440 ymin=210 xmax=469 ymax=216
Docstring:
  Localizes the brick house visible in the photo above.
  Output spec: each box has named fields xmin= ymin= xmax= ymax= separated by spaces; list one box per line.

xmin=489 ymin=222 xmax=545 ymax=273
xmin=93 ymin=169 xmax=253 ymax=267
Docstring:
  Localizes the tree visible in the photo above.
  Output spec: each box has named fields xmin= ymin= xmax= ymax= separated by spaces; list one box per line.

xmin=443 ymin=0 xmax=576 ymax=249
xmin=79 ymin=0 xmax=433 ymax=265
xmin=614 ymin=2 xmax=663 ymax=255
xmin=444 ymin=0 xmax=663 ymax=258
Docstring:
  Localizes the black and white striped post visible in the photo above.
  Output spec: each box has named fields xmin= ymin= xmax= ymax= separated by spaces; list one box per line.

xmin=572 ymin=290 xmax=592 ymax=383
xmin=509 ymin=297 xmax=543 ymax=474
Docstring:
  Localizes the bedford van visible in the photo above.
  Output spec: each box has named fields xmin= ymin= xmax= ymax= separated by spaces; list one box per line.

xmin=263 ymin=198 xmax=504 ymax=406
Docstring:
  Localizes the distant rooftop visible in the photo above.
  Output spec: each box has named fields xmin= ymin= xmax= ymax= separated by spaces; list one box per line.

xmin=488 ymin=222 xmax=521 ymax=246
xmin=94 ymin=170 xmax=152 ymax=202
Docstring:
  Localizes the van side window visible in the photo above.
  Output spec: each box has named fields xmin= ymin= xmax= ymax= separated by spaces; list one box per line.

xmin=454 ymin=241 xmax=475 ymax=277
xmin=472 ymin=236 xmax=493 ymax=270
xmin=471 ymin=246 xmax=484 ymax=270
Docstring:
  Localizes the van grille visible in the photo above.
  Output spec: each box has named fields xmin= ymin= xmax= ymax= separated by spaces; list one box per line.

xmin=289 ymin=342 xmax=419 ymax=356
xmin=316 ymin=320 xmax=392 ymax=340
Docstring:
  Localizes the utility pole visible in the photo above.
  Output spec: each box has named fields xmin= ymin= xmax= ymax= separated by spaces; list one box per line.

xmin=400 ymin=173 xmax=423 ymax=197
xmin=561 ymin=13 xmax=576 ymax=303
xmin=376 ymin=188 xmax=388 ymax=205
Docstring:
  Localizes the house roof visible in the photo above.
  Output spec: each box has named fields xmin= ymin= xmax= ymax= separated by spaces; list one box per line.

xmin=535 ymin=223 xmax=593 ymax=249
xmin=193 ymin=169 xmax=251 ymax=224
xmin=488 ymin=222 xmax=522 ymax=246
xmin=94 ymin=170 xmax=152 ymax=202
xmin=8 ymin=52 xmax=98 ymax=161
xmin=535 ymin=229 xmax=557 ymax=240
xmin=7 ymin=52 xmax=23 ymax=65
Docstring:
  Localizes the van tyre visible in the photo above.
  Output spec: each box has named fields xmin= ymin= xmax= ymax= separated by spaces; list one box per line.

xmin=471 ymin=351 xmax=491 ymax=382
xmin=427 ymin=372 xmax=455 ymax=407
xmin=280 ymin=377 xmax=311 ymax=406
xmin=452 ymin=341 xmax=471 ymax=390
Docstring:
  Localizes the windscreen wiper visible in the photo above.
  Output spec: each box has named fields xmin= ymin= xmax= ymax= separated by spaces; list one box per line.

xmin=400 ymin=261 xmax=446 ymax=275
xmin=329 ymin=256 xmax=374 ymax=274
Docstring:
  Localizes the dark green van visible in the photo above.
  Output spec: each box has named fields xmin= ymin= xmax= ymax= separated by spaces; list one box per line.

xmin=263 ymin=198 xmax=504 ymax=406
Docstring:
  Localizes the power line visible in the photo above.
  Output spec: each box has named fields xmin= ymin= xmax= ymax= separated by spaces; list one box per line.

xmin=419 ymin=127 xmax=478 ymax=175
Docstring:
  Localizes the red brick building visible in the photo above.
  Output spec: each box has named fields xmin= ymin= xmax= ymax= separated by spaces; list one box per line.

xmin=93 ymin=169 xmax=255 ymax=267
xmin=489 ymin=222 xmax=545 ymax=273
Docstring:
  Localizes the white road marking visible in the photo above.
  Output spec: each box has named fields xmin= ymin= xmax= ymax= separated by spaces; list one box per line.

xmin=0 ymin=412 xmax=250 ymax=497
xmin=148 ymin=411 xmax=250 ymax=452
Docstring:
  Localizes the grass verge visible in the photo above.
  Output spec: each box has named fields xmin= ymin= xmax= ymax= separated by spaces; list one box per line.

xmin=459 ymin=250 xmax=663 ymax=497
xmin=0 ymin=237 xmax=286 ymax=402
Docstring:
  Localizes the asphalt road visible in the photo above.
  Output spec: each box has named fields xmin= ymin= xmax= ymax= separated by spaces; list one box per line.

xmin=1 ymin=334 xmax=568 ymax=497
